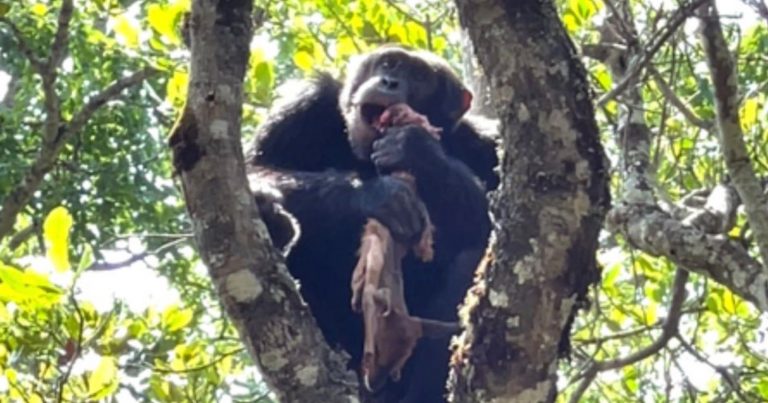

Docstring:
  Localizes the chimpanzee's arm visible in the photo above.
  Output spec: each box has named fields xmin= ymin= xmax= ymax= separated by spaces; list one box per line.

xmin=247 ymin=73 xmax=360 ymax=172
xmin=371 ymin=126 xmax=492 ymax=254
xmin=249 ymin=168 xmax=427 ymax=250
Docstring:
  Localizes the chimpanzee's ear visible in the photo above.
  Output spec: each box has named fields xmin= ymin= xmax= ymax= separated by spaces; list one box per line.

xmin=442 ymin=77 xmax=474 ymax=122
xmin=418 ymin=318 xmax=461 ymax=339
xmin=460 ymin=89 xmax=474 ymax=116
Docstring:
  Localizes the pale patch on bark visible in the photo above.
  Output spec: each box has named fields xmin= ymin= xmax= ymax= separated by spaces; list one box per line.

xmin=538 ymin=109 xmax=577 ymax=143
xmin=489 ymin=289 xmax=509 ymax=308
xmin=296 ymin=365 xmax=319 ymax=386
xmin=210 ymin=119 xmax=229 ymax=139
xmin=513 ymin=253 xmax=539 ymax=284
xmin=216 ymin=84 xmax=234 ymax=103
xmin=260 ymin=349 xmax=289 ymax=372
xmin=517 ymin=103 xmax=531 ymax=122
xmin=225 ymin=269 xmax=264 ymax=302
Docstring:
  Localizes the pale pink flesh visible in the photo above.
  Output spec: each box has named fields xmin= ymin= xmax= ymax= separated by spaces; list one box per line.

xmin=372 ymin=103 xmax=442 ymax=139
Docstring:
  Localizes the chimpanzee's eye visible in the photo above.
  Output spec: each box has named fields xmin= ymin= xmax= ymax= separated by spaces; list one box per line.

xmin=380 ymin=56 xmax=399 ymax=70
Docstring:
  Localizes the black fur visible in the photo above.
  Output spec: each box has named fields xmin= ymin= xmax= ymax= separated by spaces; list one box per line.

xmin=247 ymin=47 xmax=498 ymax=403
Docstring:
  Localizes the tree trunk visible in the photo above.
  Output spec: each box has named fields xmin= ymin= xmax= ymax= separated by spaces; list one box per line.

xmin=169 ymin=1 xmax=357 ymax=401
xmin=449 ymin=1 xmax=610 ymax=401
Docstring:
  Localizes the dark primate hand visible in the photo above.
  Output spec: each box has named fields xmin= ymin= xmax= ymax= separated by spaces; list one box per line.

xmin=371 ymin=125 xmax=447 ymax=178
xmin=358 ymin=176 xmax=428 ymax=243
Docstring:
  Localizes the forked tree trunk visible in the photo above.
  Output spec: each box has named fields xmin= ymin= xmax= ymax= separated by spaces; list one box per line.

xmin=174 ymin=1 xmax=609 ymax=402
xmin=449 ymin=1 xmax=610 ymax=401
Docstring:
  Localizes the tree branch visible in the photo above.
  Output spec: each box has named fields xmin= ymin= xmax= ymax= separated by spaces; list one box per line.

xmin=741 ymin=0 xmax=768 ymax=24
xmin=698 ymin=1 xmax=768 ymax=267
xmin=682 ymin=183 xmax=739 ymax=234
xmin=0 ymin=17 xmax=46 ymax=73
xmin=677 ymin=335 xmax=754 ymax=401
xmin=608 ymin=203 xmax=768 ymax=310
xmin=592 ymin=3 xmax=768 ymax=312
xmin=87 ymin=237 xmax=186 ymax=271
xmin=0 ymin=68 xmax=157 ymax=242
xmin=47 ymin=0 xmax=74 ymax=73
xmin=568 ymin=269 xmax=688 ymax=402
xmin=596 ymin=0 xmax=709 ymax=107
xmin=649 ymin=67 xmax=713 ymax=130
xmin=170 ymin=1 xmax=357 ymax=400
xmin=68 ymin=68 xmax=158 ymax=135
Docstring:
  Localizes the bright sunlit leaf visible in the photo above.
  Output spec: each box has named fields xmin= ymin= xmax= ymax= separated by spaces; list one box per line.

xmin=162 ymin=305 xmax=193 ymax=331
xmin=293 ymin=51 xmax=314 ymax=72
xmin=0 ymin=264 xmax=63 ymax=307
xmin=166 ymin=69 xmax=189 ymax=105
xmin=113 ymin=13 xmax=140 ymax=48
xmin=147 ymin=4 xmax=181 ymax=45
xmin=30 ymin=3 xmax=47 ymax=16
xmin=563 ymin=13 xmax=580 ymax=34
xmin=722 ymin=288 xmax=736 ymax=314
xmin=740 ymin=97 xmax=760 ymax=132
xmin=87 ymin=356 xmax=119 ymax=399
xmin=43 ymin=206 xmax=73 ymax=272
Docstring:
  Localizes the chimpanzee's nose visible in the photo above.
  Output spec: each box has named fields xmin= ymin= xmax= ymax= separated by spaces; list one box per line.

xmin=379 ymin=76 xmax=399 ymax=91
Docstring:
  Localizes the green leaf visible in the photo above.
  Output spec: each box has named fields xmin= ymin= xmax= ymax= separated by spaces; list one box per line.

xmin=147 ymin=4 xmax=181 ymax=45
xmin=43 ymin=206 xmax=73 ymax=272
xmin=166 ymin=69 xmax=189 ymax=106
xmin=602 ymin=262 xmax=621 ymax=288
xmin=293 ymin=51 xmax=314 ymax=72
xmin=0 ymin=2 xmax=10 ymax=17
xmin=87 ymin=356 xmax=118 ymax=399
xmin=0 ymin=264 xmax=63 ymax=307
xmin=113 ymin=13 xmax=139 ymax=48
xmin=161 ymin=305 xmax=193 ymax=332
xmin=337 ymin=37 xmax=358 ymax=59
xmin=76 ymin=244 xmax=94 ymax=276
xmin=740 ymin=97 xmax=759 ymax=132
xmin=594 ymin=66 xmax=612 ymax=91
xmin=722 ymin=288 xmax=736 ymax=314
xmin=562 ymin=12 xmax=580 ymax=34
xmin=30 ymin=3 xmax=47 ymax=16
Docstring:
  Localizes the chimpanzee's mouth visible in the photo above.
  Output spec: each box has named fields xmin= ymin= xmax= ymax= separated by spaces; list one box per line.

xmin=360 ymin=103 xmax=388 ymax=125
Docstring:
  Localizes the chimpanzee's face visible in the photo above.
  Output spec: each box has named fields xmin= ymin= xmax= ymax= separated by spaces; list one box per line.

xmin=340 ymin=47 xmax=472 ymax=160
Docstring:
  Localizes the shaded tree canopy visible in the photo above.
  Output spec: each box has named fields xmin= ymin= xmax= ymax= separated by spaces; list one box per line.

xmin=0 ymin=0 xmax=767 ymax=401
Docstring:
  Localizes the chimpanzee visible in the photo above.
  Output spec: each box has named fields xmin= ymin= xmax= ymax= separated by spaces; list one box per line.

xmin=247 ymin=45 xmax=498 ymax=403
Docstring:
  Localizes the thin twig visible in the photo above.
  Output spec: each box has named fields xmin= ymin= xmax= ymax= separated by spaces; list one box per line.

xmin=568 ymin=269 xmax=689 ymax=401
xmin=124 ymin=348 xmax=245 ymax=374
xmin=677 ymin=336 xmax=754 ymax=401
xmin=0 ymin=17 xmax=46 ymax=72
xmin=56 ymin=294 xmax=85 ymax=402
xmin=649 ymin=67 xmax=712 ymax=129
xmin=0 ymin=68 xmax=157 ymax=242
xmin=47 ymin=0 xmax=74 ymax=72
xmin=597 ymin=0 xmax=710 ymax=107
xmin=88 ymin=237 xmax=187 ymax=271
xmin=741 ymin=0 xmax=768 ymax=24
xmin=68 ymin=67 xmax=158 ymax=134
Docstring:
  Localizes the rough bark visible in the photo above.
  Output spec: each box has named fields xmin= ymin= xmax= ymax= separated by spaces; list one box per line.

xmin=169 ymin=1 xmax=357 ymax=401
xmin=449 ymin=1 xmax=610 ymax=401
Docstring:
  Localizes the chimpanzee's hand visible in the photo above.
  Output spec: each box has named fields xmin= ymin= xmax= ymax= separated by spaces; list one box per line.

xmin=358 ymin=176 xmax=427 ymax=243
xmin=371 ymin=125 xmax=446 ymax=177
